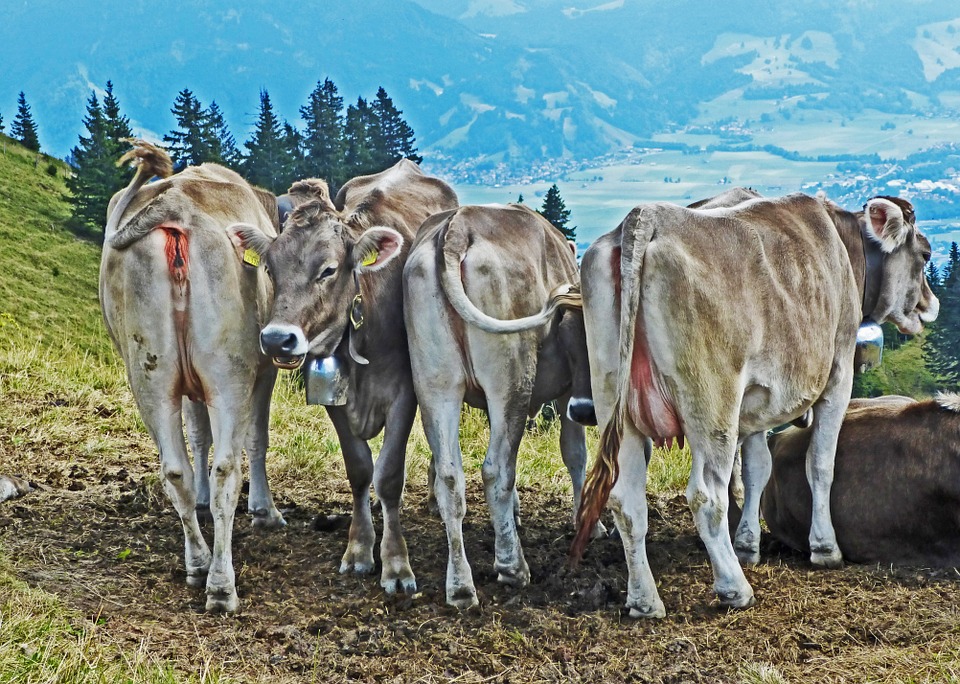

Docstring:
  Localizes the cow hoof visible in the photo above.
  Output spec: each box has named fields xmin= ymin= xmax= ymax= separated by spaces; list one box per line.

xmin=205 ymin=587 xmax=239 ymax=614
xmin=447 ymin=586 xmax=479 ymax=610
xmin=381 ymin=574 xmax=417 ymax=595
xmin=626 ymin=600 xmax=666 ymax=619
xmin=495 ymin=561 xmax=530 ymax=588
xmin=810 ymin=547 xmax=843 ymax=569
xmin=251 ymin=509 xmax=287 ymax=530
xmin=717 ymin=589 xmax=756 ymax=609
xmin=185 ymin=568 xmax=208 ymax=588
xmin=340 ymin=558 xmax=375 ymax=575
xmin=735 ymin=545 xmax=760 ymax=566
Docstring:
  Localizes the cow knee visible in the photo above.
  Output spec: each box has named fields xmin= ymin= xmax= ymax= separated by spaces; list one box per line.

xmin=212 ymin=459 xmax=237 ymax=481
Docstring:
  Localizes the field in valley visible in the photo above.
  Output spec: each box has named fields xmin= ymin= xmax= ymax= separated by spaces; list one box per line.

xmin=1 ymin=139 xmax=960 ymax=683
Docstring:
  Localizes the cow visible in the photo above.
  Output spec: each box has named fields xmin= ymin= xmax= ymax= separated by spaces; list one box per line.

xmin=758 ymin=393 xmax=960 ymax=566
xmin=403 ymin=203 xmax=600 ymax=608
xmin=229 ymin=159 xmax=459 ymax=595
xmin=570 ymin=191 xmax=939 ymax=617
xmin=100 ymin=140 xmax=285 ymax=612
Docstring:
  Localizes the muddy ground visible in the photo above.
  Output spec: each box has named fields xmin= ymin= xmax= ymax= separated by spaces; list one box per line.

xmin=2 ymin=423 xmax=960 ymax=683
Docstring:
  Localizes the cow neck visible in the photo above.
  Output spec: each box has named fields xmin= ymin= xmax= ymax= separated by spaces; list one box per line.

xmin=834 ymin=213 xmax=882 ymax=321
xmin=860 ymin=225 xmax=885 ymax=321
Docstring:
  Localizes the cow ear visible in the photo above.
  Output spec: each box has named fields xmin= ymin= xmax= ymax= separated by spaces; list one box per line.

xmin=226 ymin=222 xmax=275 ymax=266
xmin=353 ymin=227 xmax=404 ymax=272
xmin=863 ymin=198 xmax=909 ymax=253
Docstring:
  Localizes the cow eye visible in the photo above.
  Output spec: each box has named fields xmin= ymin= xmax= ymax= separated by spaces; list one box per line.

xmin=317 ymin=266 xmax=336 ymax=281
xmin=922 ymin=251 xmax=931 ymax=262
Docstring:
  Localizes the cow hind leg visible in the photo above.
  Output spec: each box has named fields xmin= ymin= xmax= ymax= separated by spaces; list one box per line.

xmin=686 ymin=426 xmax=755 ymax=609
xmin=482 ymin=399 xmax=530 ymax=588
xmin=373 ymin=389 xmax=418 ymax=594
xmin=558 ymin=395 xmax=606 ymax=538
xmin=203 ymin=406 xmax=244 ymax=613
xmin=245 ymin=367 xmax=285 ymax=530
xmin=422 ymin=394 xmax=478 ymax=608
xmin=326 ymin=406 xmax=376 ymax=575
xmin=141 ymin=398 xmax=212 ymax=589
xmin=734 ymin=432 xmax=771 ymax=565
xmin=183 ymin=399 xmax=212 ymax=520
xmin=609 ymin=422 xmax=664 ymax=618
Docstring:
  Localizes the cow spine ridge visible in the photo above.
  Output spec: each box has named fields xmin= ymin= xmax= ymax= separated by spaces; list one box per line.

xmin=104 ymin=139 xmax=174 ymax=249
xmin=437 ymin=218 xmax=569 ymax=334
xmin=936 ymin=392 xmax=960 ymax=413
xmin=571 ymin=206 xmax=656 ymax=563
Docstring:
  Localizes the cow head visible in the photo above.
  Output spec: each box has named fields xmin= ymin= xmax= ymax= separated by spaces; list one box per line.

xmin=860 ymin=196 xmax=939 ymax=335
xmin=560 ymin=308 xmax=597 ymax=425
xmin=227 ymin=199 xmax=403 ymax=368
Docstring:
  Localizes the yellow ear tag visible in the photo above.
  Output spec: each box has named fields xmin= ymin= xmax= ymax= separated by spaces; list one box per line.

xmin=360 ymin=250 xmax=378 ymax=267
xmin=243 ymin=248 xmax=261 ymax=267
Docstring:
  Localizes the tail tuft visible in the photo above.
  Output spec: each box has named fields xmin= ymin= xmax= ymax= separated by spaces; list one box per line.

xmin=569 ymin=407 xmax=624 ymax=565
xmin=116 ymin=138 xmax=173 ymax=180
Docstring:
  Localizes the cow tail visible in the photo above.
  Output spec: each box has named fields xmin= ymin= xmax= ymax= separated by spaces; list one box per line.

xmin=437 ymin=214 xmax=569 ymax=334
xmin=569 ymin=207 xmax=656 ymax=564
xmin=104 ymin=139 xmax=174 ymax=248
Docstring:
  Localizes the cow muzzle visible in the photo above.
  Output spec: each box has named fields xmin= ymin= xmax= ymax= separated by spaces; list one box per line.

xmin=260 ymin=324 xmax=308 ymax=369
xmin=567 ymin=397 xmax=598 ymax=426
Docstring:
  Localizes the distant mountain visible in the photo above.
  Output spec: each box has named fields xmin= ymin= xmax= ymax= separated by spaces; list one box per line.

xmin=2 ymin=0 xmax=959 ymax=171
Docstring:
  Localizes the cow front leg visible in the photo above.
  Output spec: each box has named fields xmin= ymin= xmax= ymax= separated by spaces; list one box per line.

xmin=687 ymin=427 xmax=755 ymax=609
xmin=609 ymin=425 xmax=665 ymax=618
xmin=734 ymin=431 xmax=772 ymax=565
xmin=327 ymin=406 xmax=376 ymax=575
xmin=558 ymin=398 xmax=606 ymax=538
xmin=806 ymin=382 xmax=849 ymax=569
xmin=204 ymin=407 xmax=244 ymax=613
xmin=245 ymin=366 xmax=285 ymax=529
xmin=373 ymin=389 xmax=417 ymax=594
xmin=183 ymin=399 xmax=212 ymax=520
xmin=482 ymin=404 xmax=530 ymax=588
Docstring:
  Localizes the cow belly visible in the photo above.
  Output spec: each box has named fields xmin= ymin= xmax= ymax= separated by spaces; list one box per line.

xmin=627 ymin=317 xmax=682 ymax=447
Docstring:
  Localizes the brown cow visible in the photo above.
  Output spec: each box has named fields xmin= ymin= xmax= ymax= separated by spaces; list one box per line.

xmin=100 ymin=140 xmax=285 ymax=612
xmin=572 ymin=192 xmax=938 ymax=617
xmin=231 ymin=160 xmax=458 ymax=595
xmin=404 ymin=203 xmax=598 ymax=608
xmin=760 ymin=393 xmax=960 ymax=566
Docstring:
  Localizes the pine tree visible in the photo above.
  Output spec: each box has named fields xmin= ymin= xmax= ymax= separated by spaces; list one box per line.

xmin=0 ymin=110 xmax=4 ymax=134
xmin=300 ymin=78 xmax=345 ymax=190
xmin=538 ymin=184 xmax=576 ymax=240
xmin=163 ymin=88 xmax=211 ymax=168
xmin=282 ymin=121 xmax=306 ymax=180
xmin=67 ymin=90 xmax=126 ymax=233
xmin=11 ymin=92 xmax=40 ymax=152
xmin=370 ymin=86 xmax=421 ymax=167
xmin=926 ymin=242 xmax=960 ymax=390
xmin=343 ymin=97 xmax=378 ymax=179
xmin=517 ymin=194 xmax=524 ymax=204
xmin=204 ymin=101 xmax=242 ymax=169
xmin=242 ymin=90 xmax=294 ymax=194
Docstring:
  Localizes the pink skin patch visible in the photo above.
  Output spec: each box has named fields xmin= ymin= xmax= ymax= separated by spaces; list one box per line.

xmin=611 ymin=247 xmax=683 ymax=448
xmin=157 ymin=223 xmax=204 ymax=403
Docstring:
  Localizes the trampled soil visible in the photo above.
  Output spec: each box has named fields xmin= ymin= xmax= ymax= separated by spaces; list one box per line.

xmin=2 ymin=420 xmax=960 ymax=683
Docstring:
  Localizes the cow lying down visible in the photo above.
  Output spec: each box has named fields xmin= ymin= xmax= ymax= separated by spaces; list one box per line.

xmin=761 ymin=393 xmax=960 ymax=567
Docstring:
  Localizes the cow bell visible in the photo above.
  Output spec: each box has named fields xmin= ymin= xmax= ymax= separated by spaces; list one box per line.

xmin=304 ymin=355 xmax=349 ymax=406
xmin=854 ymin=321 xmax=884 ymax=374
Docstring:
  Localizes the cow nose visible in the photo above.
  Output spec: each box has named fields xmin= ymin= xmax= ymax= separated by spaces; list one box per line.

xmin=260 ymin=324 xmax=308 ymax=356
xmin=567 ymin=397 xmax=598 ymax=426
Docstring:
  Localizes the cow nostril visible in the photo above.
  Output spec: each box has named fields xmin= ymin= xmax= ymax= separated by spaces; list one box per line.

xmin=260 ymin=326 xmax=305 ymax=356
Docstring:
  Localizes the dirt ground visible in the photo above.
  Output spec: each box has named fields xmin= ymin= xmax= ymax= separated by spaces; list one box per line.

xmin=3 ymin=420 xmax=960 ymax=683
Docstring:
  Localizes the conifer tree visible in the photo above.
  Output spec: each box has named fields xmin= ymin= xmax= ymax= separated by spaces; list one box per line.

xmin=538 ymin=184 xmax=576 ymax=240
xmin=343 ymin=97 xmax=378 ymax=179
xmin=926 ymin=242 xmax=960 ymax=390
xmin=11 ymin=92 xmax=40 ymax=152
xmin=282 ymin=121 xmax=306 ymax=180
xmin=242 ymin=90 xmax=294 ymax=194
xmin=370 ymin=86 xmax=421 ymax=166
xmin=300 ymin=78 xmax=345 ymax=189
xmin=204 ymin=100 xmax=242 ymax=169
xmin=164 ymin=88 xmax=210 ymax=168
xmin=0 ymin=110 xmax=4 ymax=134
